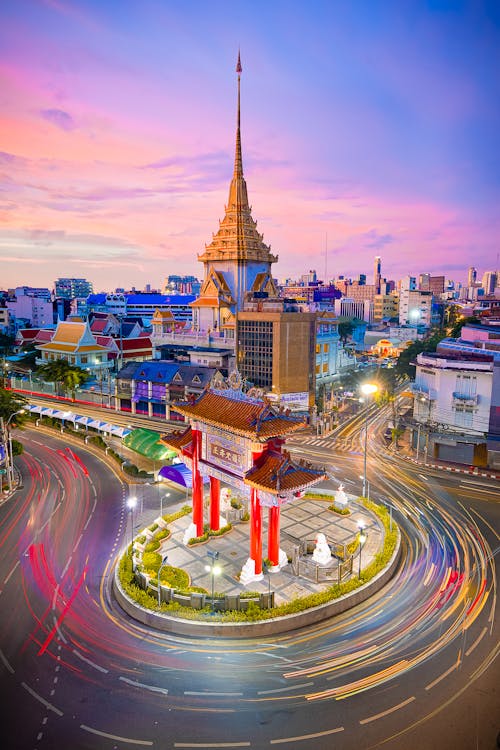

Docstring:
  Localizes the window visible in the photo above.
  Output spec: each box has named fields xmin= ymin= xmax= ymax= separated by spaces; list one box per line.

xmin=316 ymin=344 xmax=320 ymax=354
xmin=323 ymin=344 xmax=329 ymax=353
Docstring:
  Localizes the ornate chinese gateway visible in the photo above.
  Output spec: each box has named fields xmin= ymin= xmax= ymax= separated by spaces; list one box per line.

xmin=161 ymin=385 xmax=327 ymax=583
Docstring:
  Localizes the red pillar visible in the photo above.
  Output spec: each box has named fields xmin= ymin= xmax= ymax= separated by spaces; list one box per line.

xmin=209 ymin=476 xmax=220 ymax=531
xmin=191 ymin=428 xmax=204 ymax=536
xmin=268 ymin=505 xmax=280 ymax=567
xmin=250 ymin=487 xmax=262 ymax=575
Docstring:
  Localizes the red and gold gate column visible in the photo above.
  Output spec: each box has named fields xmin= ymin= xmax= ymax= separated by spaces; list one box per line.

xmin=191 ymin=428 xmax=204 ymax=537
xmin=209 ymin=477 xmax=220 ymax=531
xmin=268 ymin=504 xmax=280 ymax=567
xmin=250 ymin=487 xmax=262 ymax=575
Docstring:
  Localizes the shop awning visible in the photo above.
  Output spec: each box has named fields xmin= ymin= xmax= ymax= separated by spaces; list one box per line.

xmin=158 ymin=462 xmax=209 ymax=488
xmin=123 ymin=428 xmax=177 ymax=461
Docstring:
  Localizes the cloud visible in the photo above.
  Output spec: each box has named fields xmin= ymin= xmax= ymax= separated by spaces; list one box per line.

xmin=362 ymin=229 xmax=395 ymax=249
xmin=39 ymin=108 xmax=76 ymax=131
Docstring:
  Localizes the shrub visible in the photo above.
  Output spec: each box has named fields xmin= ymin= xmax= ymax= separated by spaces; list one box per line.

xmin=328 ymin=504 xmax=350 ymax=515
xmin=90 ymin=435 xmax=107 ymax=449
xmin=136 ymin=535 xmax=146 ymax=545
xmin=149 ymin=523 xmax=159 ymax=532
xmin=142 ymin=551 xmax=161 ymax=570
xmin=145 ymin=539 xmax=160 ymax=553
xmin=124 ymin=464 xmax=139 ymax=476
xmin=230 ymin=498 xmax=242 ymax=509
xmin=155 ymin=529 xmax=170 ymax=541
xmin=11 ymin=439 xmax=24 ymax=456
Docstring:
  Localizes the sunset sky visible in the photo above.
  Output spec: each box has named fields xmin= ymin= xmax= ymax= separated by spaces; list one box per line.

xmin=1 ymin=0 xmax=499 ymax=292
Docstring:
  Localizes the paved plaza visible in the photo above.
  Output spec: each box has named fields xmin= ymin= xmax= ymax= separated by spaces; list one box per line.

xmin=132 ymin=486 xmax=384 ymax=605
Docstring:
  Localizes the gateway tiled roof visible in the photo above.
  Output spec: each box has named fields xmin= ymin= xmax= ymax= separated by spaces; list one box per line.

xmin=244 ymin=451 xmax=327 ymax=494
xmin=171 ymin=390 xmax=306 ymax=439
xmin=121 ymin=337 xmax=152 ymax=351
xmin=160 ymin=426 xmax=193 ymax=452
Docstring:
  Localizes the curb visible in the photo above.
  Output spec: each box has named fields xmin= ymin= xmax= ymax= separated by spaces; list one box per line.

xmin=402 ymin=455 xmax=500 ymax=481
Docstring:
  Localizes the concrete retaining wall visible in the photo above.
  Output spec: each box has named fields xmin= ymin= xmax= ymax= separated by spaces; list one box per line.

xmin=113 ymin=531 xmax=402 ymax=638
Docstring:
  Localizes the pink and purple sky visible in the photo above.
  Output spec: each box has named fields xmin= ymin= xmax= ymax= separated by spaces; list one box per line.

xmin=1 ymin=0 xmax=499 ymax=292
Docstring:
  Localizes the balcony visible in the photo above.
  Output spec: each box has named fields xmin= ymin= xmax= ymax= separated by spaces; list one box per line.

xmin=452 ymin=391 xmax=478 ymax=405
xmin=151 ymin=330 xmax=235 ymax=351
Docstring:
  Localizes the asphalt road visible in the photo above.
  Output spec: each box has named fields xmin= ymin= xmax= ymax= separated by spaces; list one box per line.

xmin=0 ymin=419 xmax=498 ymax=750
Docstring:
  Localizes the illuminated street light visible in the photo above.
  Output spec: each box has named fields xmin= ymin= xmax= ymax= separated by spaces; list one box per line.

xmin=205 ymin=550 xmax=221 ymax=613
xmin=127 ymin=496 xmax=137 ymax=549
xmin=357 ymin=520 xmax=367 ymax=579
xmin=161 ymin=492 xmax=170 ymax=518
xmin=360 ymin=383 xmax=378 ymax=499
xmin=2 ymin=409 xmax=25 ymax=492
xmin=157 ymin=554 xmax=168 ymax=608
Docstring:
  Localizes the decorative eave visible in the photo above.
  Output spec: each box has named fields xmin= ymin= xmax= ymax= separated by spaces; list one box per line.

xmin=244 ymin=450 xmax=327 ymax=495
xmin=160 ymin=426 xmax=192 ymax=454
xmin=170 ymin=390 xmax=306 ymax=440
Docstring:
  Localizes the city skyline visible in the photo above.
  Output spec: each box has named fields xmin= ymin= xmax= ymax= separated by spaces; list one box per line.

xmin=1 ymin=0 xmax=499 ymax=290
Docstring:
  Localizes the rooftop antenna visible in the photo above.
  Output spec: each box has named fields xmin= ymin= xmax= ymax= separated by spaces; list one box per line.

xmin=324 ymin=232 xmax=328 ymax=284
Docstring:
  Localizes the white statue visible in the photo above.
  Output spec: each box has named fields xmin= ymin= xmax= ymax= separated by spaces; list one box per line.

xmin=312 ymin=532 xmax=331 ymax=565
xmin=335 ymin=483 xmax=348 ymax=508
xmin=220 ymin=487 xmax=232 ymax=513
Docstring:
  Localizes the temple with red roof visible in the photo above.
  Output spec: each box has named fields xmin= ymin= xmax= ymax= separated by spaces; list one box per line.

xmin=161 ymin=382 xmax=327 ymax=583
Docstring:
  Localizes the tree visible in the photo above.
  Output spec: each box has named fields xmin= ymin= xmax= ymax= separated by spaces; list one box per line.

xmin=338 ymin=321 xmax=354 ymax=345
xmin=37 ymin=360 xmax=89 ymax=400
xmin=0 ymin=388 xmax=28 ymax=424
xmin=449 ymin=316 xmax=480 ymax=339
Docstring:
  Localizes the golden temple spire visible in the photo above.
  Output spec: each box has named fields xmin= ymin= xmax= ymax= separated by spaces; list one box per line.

xmin=234 ymin=50 xmax=243 ymax=180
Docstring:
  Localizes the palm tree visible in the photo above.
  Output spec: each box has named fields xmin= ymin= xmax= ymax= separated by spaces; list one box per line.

xmin=37 ymin=361 xmax=89 ymax=400
xmin=0 ymin=388 xmax=28 ymax=423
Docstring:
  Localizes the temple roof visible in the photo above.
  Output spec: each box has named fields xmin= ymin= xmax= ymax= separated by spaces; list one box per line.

xmin=166 ymin=389 xmax=306 ymax=440
xmin=244 ymin=450 xmax=327 ymax=495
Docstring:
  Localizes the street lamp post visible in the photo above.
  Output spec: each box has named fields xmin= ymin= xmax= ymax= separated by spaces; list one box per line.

xmin=157 ymin=554 xmax=168 ymax=608
xmin=357 ymin=521 xmax=367 ymax=579
xmin=205 ymin=550 xmax=221 ymax=614
xmin=160 ymin=492 xmax=170 ymax=518
xmin=2 ymin=409 xmax=25 ymax=492
xmin=360 ymin=383 xmax=378 ymax=499
xmin=262 ymin=560 xmax=272 ymax=609
xmin=127 ymin=496 xmax=137 ymax=550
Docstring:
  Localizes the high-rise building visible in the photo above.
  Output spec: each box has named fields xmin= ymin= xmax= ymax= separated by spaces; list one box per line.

xmin=54 ymin=278 xmax=93 ymax=299
xmin=374 ymin=256 xmax=381 ymax=294
xmin=482 ymin=271 xmax=498 ymax=295
xmin=467 ymin=267 xmax=477 ymax=287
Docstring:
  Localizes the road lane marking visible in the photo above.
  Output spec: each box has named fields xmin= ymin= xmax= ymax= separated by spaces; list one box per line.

xmin=270 ymin=726 xmax=344 ymax=743
xmin=3 ymin=559 xmax=20 ymax=585
xmin=80 ymin=724 xmax=152 ymax=745
xmin=360 ymin=696 xmax=415 ymax=724
xmin=184 ymin=691 xmax=243 ymax=696
xmin=465 ymin=626 xmax=488 ymax=657
xmin=73 ymin=649 xmax=109 ymax=673
xmin=425 ymin=652 xmax=460 ymax=691
xmin=458 ymin=485 xmax=498 ymax=495
xmin=0 ymin=648 xmax=14 ymax=673
xmin=257 ymin=682 xmax=313 ymax=694
xmin=119 ymin=676 xmax=168 ymax=694
xmin=174 ymin=744 xmax=250 ymax=748
xmin=22 ymin=682 xmax=63 ymax=716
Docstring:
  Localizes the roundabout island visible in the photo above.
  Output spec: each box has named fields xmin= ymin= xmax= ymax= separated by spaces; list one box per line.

xmin=112 ymin=385 xmax=400 ymax=636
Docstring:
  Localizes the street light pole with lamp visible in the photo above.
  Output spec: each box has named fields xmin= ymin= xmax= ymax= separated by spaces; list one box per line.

xmin=127 ymin=496 xmax=137 ymax=550
xmin=160 ymin=492 xmax=170 ymax=518
xmin=357 ymin=520 xmax=367 ymax=579
xmin=1 ymin=409 xmax=26 ymax=492
xmin=157 ymin=554 xmax=169 ymax=608
xmin=360 ymin=383 xmax=378 ymax=499
xmin=205 ymin=550 xmax=221 ymax=613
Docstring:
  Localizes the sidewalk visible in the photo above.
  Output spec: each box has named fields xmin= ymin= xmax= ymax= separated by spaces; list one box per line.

xmin=394 ymin=433 xmax=500 ymax=480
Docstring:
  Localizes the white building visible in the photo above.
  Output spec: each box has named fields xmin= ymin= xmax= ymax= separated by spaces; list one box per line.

xmin=399 ymin=289 xmax=432 ymax=327
xmin=411 ymin=351 xmax=495 ymax=466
